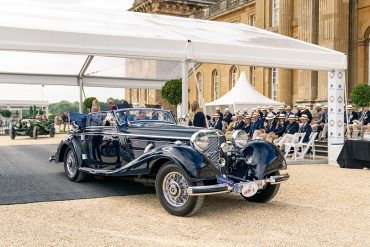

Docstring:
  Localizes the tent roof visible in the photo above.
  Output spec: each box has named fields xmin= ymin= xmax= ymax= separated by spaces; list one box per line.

xmin=205 ymin=71 xmax=283 ymax=107
xmin=0 ymin=0 xmax=347 ymax=85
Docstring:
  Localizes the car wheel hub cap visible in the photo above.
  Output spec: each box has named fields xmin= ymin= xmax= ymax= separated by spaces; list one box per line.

xmin=163 ymin=172 xmax=189 ymax=207
xmin=66 ymin=152 xmax=77 ymax=176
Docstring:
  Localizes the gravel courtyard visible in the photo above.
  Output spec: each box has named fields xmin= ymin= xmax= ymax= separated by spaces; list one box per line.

xmin=1 ymin=163 xmax=369 ymax=247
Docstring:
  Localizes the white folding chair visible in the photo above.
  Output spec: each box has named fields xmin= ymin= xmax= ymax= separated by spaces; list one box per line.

xmin=284 ymin=133 xmax=305 ymax=159
xmin=299 ymin=132 xmax=318 ymax=160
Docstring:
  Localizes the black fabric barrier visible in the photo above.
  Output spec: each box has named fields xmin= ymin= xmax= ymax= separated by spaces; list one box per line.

xmin=337 ymin=140 xmax=370 ymax=169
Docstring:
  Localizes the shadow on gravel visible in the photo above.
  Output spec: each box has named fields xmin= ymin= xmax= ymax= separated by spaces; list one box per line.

xmin=0 ymin=144 xmax=155 ymax=205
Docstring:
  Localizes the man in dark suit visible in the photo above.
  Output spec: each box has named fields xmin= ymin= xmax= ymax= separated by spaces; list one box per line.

xmin=213 ymin=113 xmax=223 ymax=131
xmin=285 ymin=106 xmax=295 ymax=123
xmin=318 ymin=105 xmax=329 ymax=140
xmin=256 ymin=113 xmax=277 ymax=140
xmin=235 ymin=114 xmax=245 ymax=130
xmin=215 ymin=107 xmax=223 ymax=122
xmin=351 ymin=105 xmax=369 ymax=139
xmin=299 ymin=114 xmax=312 ymax=143
xmin=268 ymin=106 xmax=276 ymax=116
xmin=276 ymin=115 xmax=299 ymax=150
xmin=301 ymin=106 xmax=313 ymax=124
xmin=243 ymin=115 xmax=252 ymax=134
xmin=250 ymin=113 xmax=263 ymax=139
xmin=267 ymin=113 xmax=286 ymax=143
xmin=223 ymin=108 xmax=233 ymax=125
xmin=345 ymin=105 xmax=359 ymax=139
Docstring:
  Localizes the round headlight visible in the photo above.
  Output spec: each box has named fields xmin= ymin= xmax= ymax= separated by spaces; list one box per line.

xmin=220 ymin=143 xmax=230 ymax=153
xmin=231 ymin=130 xmax=248 ymax=149
xmin=190 ymin=131 xmax=209 ymax=152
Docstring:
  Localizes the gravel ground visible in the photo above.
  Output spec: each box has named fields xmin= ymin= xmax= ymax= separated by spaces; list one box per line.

xmin=0 ymin=135 xmax=65 ymax=146
xmin=0 ymin=164 xmax=369 ymax=247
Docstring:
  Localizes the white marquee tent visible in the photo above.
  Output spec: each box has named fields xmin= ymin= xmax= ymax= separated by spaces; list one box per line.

xmin=0 ymin=0 xmax=347 ymax=163
xmin=205 ymin=71 xmax=282 ymax=114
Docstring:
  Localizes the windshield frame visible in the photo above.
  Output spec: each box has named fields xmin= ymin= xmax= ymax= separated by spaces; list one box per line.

xmin=113 ymin=108 xmax=177 ymax=126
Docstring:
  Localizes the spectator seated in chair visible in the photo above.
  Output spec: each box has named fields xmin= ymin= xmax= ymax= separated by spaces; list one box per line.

xmin=213 ymin=113 xmax=223 ymax=131
xmin=298 ymin=114 xmax=312 ymax=143
xmin=255 ymin=113 xmax=277 ymax=140
xmin=344 ymin=104 xmax=359 ymax=139
xmin=266 ymin=113 xmax=286 ymax=143
xmin=250 ymin=112 xmax=264 ymax=139
xmin=275 ymin=115 xmax=299 ymax=151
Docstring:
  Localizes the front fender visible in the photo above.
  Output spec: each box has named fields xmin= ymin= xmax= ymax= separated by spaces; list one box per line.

xmin=109 ymin=145 xmax=221 ymax=181
xmin=241 ymin=140 xmax=286 ymax=180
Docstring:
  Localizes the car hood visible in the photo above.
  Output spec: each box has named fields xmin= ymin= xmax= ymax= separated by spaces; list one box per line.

xmin=121 ymin=123 xmax=204 ymax=140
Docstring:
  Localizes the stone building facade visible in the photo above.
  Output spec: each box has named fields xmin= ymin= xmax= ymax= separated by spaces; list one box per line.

xmin=125 ymin=0 xmax=218 ymax=111
xmin=126 ymin=0 xmax=370 ymax=109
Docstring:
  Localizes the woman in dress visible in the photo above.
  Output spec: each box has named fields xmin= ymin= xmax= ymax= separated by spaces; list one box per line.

xmin=191 ymin=101 xmax=207 ymax=128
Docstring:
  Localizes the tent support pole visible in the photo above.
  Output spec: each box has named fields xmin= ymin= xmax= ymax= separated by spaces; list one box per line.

xmin=327 ymin=69 xmax=345 ymax=165
xmin=181 ymin=60 xmax=189 ymax=116
xmin=78 ymin=77 xmax=83 ymax=114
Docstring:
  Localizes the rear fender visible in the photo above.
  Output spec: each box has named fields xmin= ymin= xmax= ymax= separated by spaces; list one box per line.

xmin=56 ymin=136 xmax=84 ymax=168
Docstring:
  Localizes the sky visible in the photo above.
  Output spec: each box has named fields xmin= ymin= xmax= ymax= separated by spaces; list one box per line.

xmin=0 ymin=0 xmax=135 ymax=103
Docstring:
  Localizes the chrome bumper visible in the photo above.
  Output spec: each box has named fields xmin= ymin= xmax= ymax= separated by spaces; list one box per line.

xmin=187 ymin=173 xmax=289 ymax=196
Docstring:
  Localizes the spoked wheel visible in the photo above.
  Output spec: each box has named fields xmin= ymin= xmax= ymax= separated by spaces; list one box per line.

xmin=155 ymin=162 xmax=204 ymax=217
xmin=9 ymin=126 xmax=16 ymax=140
xmin=63 ymin=147 xmax=89 ymax=182
xmin=241 ymin=172 xmax=280 ymax=203
xmin=32 ymin=126 xmax=38 ymax=139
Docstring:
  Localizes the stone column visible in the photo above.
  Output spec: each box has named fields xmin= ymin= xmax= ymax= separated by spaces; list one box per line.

xmin=298 ymin=0 xmax=319 ymax=105
xmin=277 ymin=0 xmax=293 ymax=105
xmin=317 ymin=0 xmax=349 ymax=100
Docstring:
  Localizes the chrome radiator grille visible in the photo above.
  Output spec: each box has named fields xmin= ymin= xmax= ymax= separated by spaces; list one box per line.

xmin=204 ymin=135 xmax=226 ymax=169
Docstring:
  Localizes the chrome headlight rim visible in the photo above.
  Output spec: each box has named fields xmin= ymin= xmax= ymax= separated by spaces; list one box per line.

xmin=190 ymin=131 xmax=209 ymax=152
xmin=231 ymin=130 xmax=248 ymax=149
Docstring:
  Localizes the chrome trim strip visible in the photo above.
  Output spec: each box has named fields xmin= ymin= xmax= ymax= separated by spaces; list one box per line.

xmin=187 ymin=173 xmax=289 ymax=196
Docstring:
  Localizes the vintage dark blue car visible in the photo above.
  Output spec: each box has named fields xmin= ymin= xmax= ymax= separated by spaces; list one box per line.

xmin=50 ymin=108 xmax=289 ymax=216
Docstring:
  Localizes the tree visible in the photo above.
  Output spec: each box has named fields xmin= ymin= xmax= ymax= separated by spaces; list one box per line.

xmin=1 ymin=109 xmax=12 ymax=126
xmin=351 ymin=83 xmax=370 ymax=108
xmin=49 ymin=101 xmax=79 ymax=115
xmin=83 ymin=97 xmax=96 ymax=113
xmin=161 ymin=79 xmax=182 ymax=106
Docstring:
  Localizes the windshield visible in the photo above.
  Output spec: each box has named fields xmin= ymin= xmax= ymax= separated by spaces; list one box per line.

xmin=114 ymin=109 xmax=176 ymax=125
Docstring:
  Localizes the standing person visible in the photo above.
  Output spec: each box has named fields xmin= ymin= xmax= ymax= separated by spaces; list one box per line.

xmin=215 ymin=107 xmax=223 ymax=122
xmin=223 ymin=108 xmax=233 ymax=125
xmin=213 ymin=113 xmax=223 ymax=131
xmin=91 ymin=99 xmax=100 ymax=113
xmin=54 ymin=113 xmax=62 ymax=133
xmin=318 ymin=105 xmax=329 ymax=140
xmin=192 ymin=101 xmax=207 ymax=128
xmin=61 ymin=112 xmax=69 ymax=132
xmin=107 ymin=100 xmax=117 ymax=111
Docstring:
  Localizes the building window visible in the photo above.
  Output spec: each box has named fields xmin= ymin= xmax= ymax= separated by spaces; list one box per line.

xmin=272 ymin=68 xmax=278 ymax=101
xmin=272 ymin=0 xmax=279 ymax=27
xmin=212 ymin=69 xmax=220 ymax=100
xmin=230 ymin=66 xmax=238 ymax=88
xmin=251 ymin=67 xmax=256 ymax=87
xmin=196 ymin=72 xmax=203 ymax=102
xmin=250 ymin=14 xmax=256 ymax=27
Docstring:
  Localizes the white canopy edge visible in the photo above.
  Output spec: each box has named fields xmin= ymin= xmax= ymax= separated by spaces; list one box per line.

xmin=0 ymin=2 xmax=347 ymax=71
xmin=0 ymin=73 xmax=165 ymax=89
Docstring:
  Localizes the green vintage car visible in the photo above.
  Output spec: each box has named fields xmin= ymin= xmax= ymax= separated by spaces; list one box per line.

xmin=9 ymin=119 xmax=55 ymax=139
